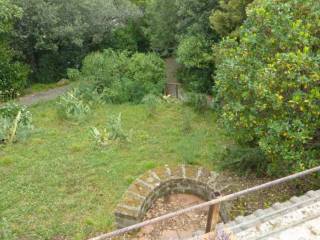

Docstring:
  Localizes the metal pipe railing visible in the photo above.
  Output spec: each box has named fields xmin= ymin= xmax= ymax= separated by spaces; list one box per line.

xmin=89 ymin=166 xmax=320 ymax=240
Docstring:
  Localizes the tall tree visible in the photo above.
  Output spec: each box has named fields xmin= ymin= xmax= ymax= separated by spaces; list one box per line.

xmin=175 ymin=0 xmax=219 ymax=93
xmin=214 ymin=0 xmax=320 ymax=175
xmin=12 ymin=0 xmax=141 ymax=83
xmin=144 ymin=0 xmax=178 ymax=54
xmin=210 ymin=0 xmax=254 ymax=37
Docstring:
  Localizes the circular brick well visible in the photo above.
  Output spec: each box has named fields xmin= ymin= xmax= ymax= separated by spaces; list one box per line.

xmin=115 ymin=165 xmax=226 ymax=229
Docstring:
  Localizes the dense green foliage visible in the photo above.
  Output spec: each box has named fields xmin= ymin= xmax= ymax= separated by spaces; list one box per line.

xmin=12 ymin=0 xmax=140 ymax=83
xmin=175 ymin=0 xmax=219 ymax=93
xmin=144 ymin=0 xmax=220 ymax=93
xmin=214 ymin=0 xmax=320 ymax=175
xmin=144 ymin=0 xmax=178 ymax=54
xmin=176 ymin=35 xmax=214 ymax=93
xmin=210 ymin=0 xmax=254 ymax=37
xmin=70 ymin=49 xmax=166 ymax=103
xmin=0 ymin=0 xmax=28 ymax=101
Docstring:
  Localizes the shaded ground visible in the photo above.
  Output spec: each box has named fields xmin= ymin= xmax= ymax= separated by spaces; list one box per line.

xmin=17 ymin=85 xmax=70 ymax=106
xmin=165 ymin=58 xmax=183 ymax=98
xmin=165 ymin=58 xmax=180 ymax=85
xmin=131 ymin=194 xmax=207 ymax=240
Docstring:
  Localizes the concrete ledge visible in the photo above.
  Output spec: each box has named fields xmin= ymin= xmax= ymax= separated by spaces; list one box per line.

xmin=115 ymin=165 xmax=223 ymax=229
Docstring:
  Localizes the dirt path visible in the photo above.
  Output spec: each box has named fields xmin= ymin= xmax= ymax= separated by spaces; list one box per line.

xmin=16 ymin=85 xmax=71 ymax=106
xmin=131 ymin=194 xmax=207 ymax=240
xmin=165 ymin=58 xmax=184 ymax=98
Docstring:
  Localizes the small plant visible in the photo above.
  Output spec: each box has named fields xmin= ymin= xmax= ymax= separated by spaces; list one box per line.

xmin=91 ymin=113 xmax=131 ymax=147
xmin=141 ymin=94 xmax=162 ymax=117
xmin=0 ymin=102 xmax=33 ymax=144
xmin=57 ymin=89 xmax=90 ymax=121
xmin=108 ymin=113 xmax=131 ymax=142
xmin=91 ymin=127 xmax=110 ymax=147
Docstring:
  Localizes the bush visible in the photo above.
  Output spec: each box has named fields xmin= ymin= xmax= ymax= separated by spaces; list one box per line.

xmin=214 ymin=0 xmax=320 ymax=175
xmin=220 ymin=145 xmax=268 ymax=176
xmin=177 ymin=67 xmax=213 ymax=94
xmin=177 ymin=35 xmax=212 ymax=69
xmin=0 ymin=44 xmax=29 ymax=102
xmin=176 ymin=35 xmax=215 ymax=93
xmin=69 ymin=49 xmax=166 ymax=103
xmin=0 ymin=102 xmax=33 ymax=144
xmin=57 ymin=89 xmax=91 ymax=121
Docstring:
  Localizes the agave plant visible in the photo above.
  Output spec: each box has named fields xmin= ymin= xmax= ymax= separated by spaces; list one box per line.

xmin=91 ymin=113 xmax=132 ymax=147
xmin=57 ymin=89 xmax=91 ymax=121
xmin=91 ymin=127 xmax=109 ymax=147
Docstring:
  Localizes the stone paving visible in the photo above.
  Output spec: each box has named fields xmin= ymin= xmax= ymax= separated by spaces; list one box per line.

xmin=222 ymin=189 xmax=320 ymax=240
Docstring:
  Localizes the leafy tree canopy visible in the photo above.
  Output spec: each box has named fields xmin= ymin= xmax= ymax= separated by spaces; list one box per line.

xmin=210 ymin=0 xmax=254 ymax=37
xmin=12 ymin=0 xmax=141 ymax=82
xmin=214 ymin=0 xmax=320 ymax=175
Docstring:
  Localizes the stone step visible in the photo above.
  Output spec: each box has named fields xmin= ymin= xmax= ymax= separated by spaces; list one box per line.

xmin=222 ymin=190 xmax=320 ymax=240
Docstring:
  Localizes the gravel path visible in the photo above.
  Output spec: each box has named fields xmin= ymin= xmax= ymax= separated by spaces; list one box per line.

xmin=128 ymin=194 xmax=208 ymax=240
xmin=17 ymin=85 xmax=71 ymax=106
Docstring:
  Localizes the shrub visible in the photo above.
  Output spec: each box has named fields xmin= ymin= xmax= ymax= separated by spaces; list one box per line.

xmin=177 ymin=35 xmax=212 ymax=69
xmin=91 ymin=127 xmax=110 ymax=147
xmin=220 ymin=145 xmax=268 ymax=176
xmin=176 ymin=35 xmax=215 ymax=93
xmin=214 ymin=0 xmax=320 ymax=175
xmin=69 ymin=49 xmax=166 ymax=103
xmin=57 ymin=89 xmax=91 ymax=121
xmin=107 ymin=113 xmax=131 ymax=142
xmin=0 ymin=102 xmax=33 ymax=144
xmin=0 ymin=44 xmax=29 ymax=102
xmin=91 ymin=113 xmax=131 ymax=146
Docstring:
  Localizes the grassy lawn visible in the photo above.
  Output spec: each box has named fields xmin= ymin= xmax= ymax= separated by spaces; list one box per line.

xmin=0 ymin=100 xmax=230 ymax=240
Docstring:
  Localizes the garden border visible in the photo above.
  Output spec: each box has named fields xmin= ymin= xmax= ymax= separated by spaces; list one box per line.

xmin=114 ymin=165 xmax=226 ymax=229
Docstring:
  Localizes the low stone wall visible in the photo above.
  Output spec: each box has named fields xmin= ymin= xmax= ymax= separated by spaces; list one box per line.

xmin=115 ymin=165 xmax=224 ymax=229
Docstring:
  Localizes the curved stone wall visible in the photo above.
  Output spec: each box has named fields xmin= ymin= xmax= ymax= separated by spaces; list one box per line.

xmin=115 ymin=165 xmax=224 ymax=229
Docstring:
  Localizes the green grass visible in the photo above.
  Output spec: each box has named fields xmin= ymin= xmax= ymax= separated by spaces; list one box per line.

xmin=0 ymin=101 xmax=230 ymax=240
xmin=23 ymin=81 xmax=70 ymax=96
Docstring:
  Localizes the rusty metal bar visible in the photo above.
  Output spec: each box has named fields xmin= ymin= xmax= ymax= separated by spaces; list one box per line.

xmin=89 ymin=166 xmax=320 ymax=240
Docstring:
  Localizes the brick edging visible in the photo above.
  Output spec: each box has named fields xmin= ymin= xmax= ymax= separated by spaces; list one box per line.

xmin=114 ymin=165 xmax=225 ymax=229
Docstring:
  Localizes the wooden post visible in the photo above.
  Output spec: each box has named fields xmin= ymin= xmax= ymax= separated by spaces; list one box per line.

xmin=205 ymin=203 xmax=220 ymax=234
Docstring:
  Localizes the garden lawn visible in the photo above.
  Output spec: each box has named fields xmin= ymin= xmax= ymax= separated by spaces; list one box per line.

xmin=0 ymin=100 xmax=230 ymax=240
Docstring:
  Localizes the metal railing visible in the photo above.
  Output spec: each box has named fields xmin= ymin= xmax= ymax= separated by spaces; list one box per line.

xmin=89 ymin=166 xmax=320 ymax=240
